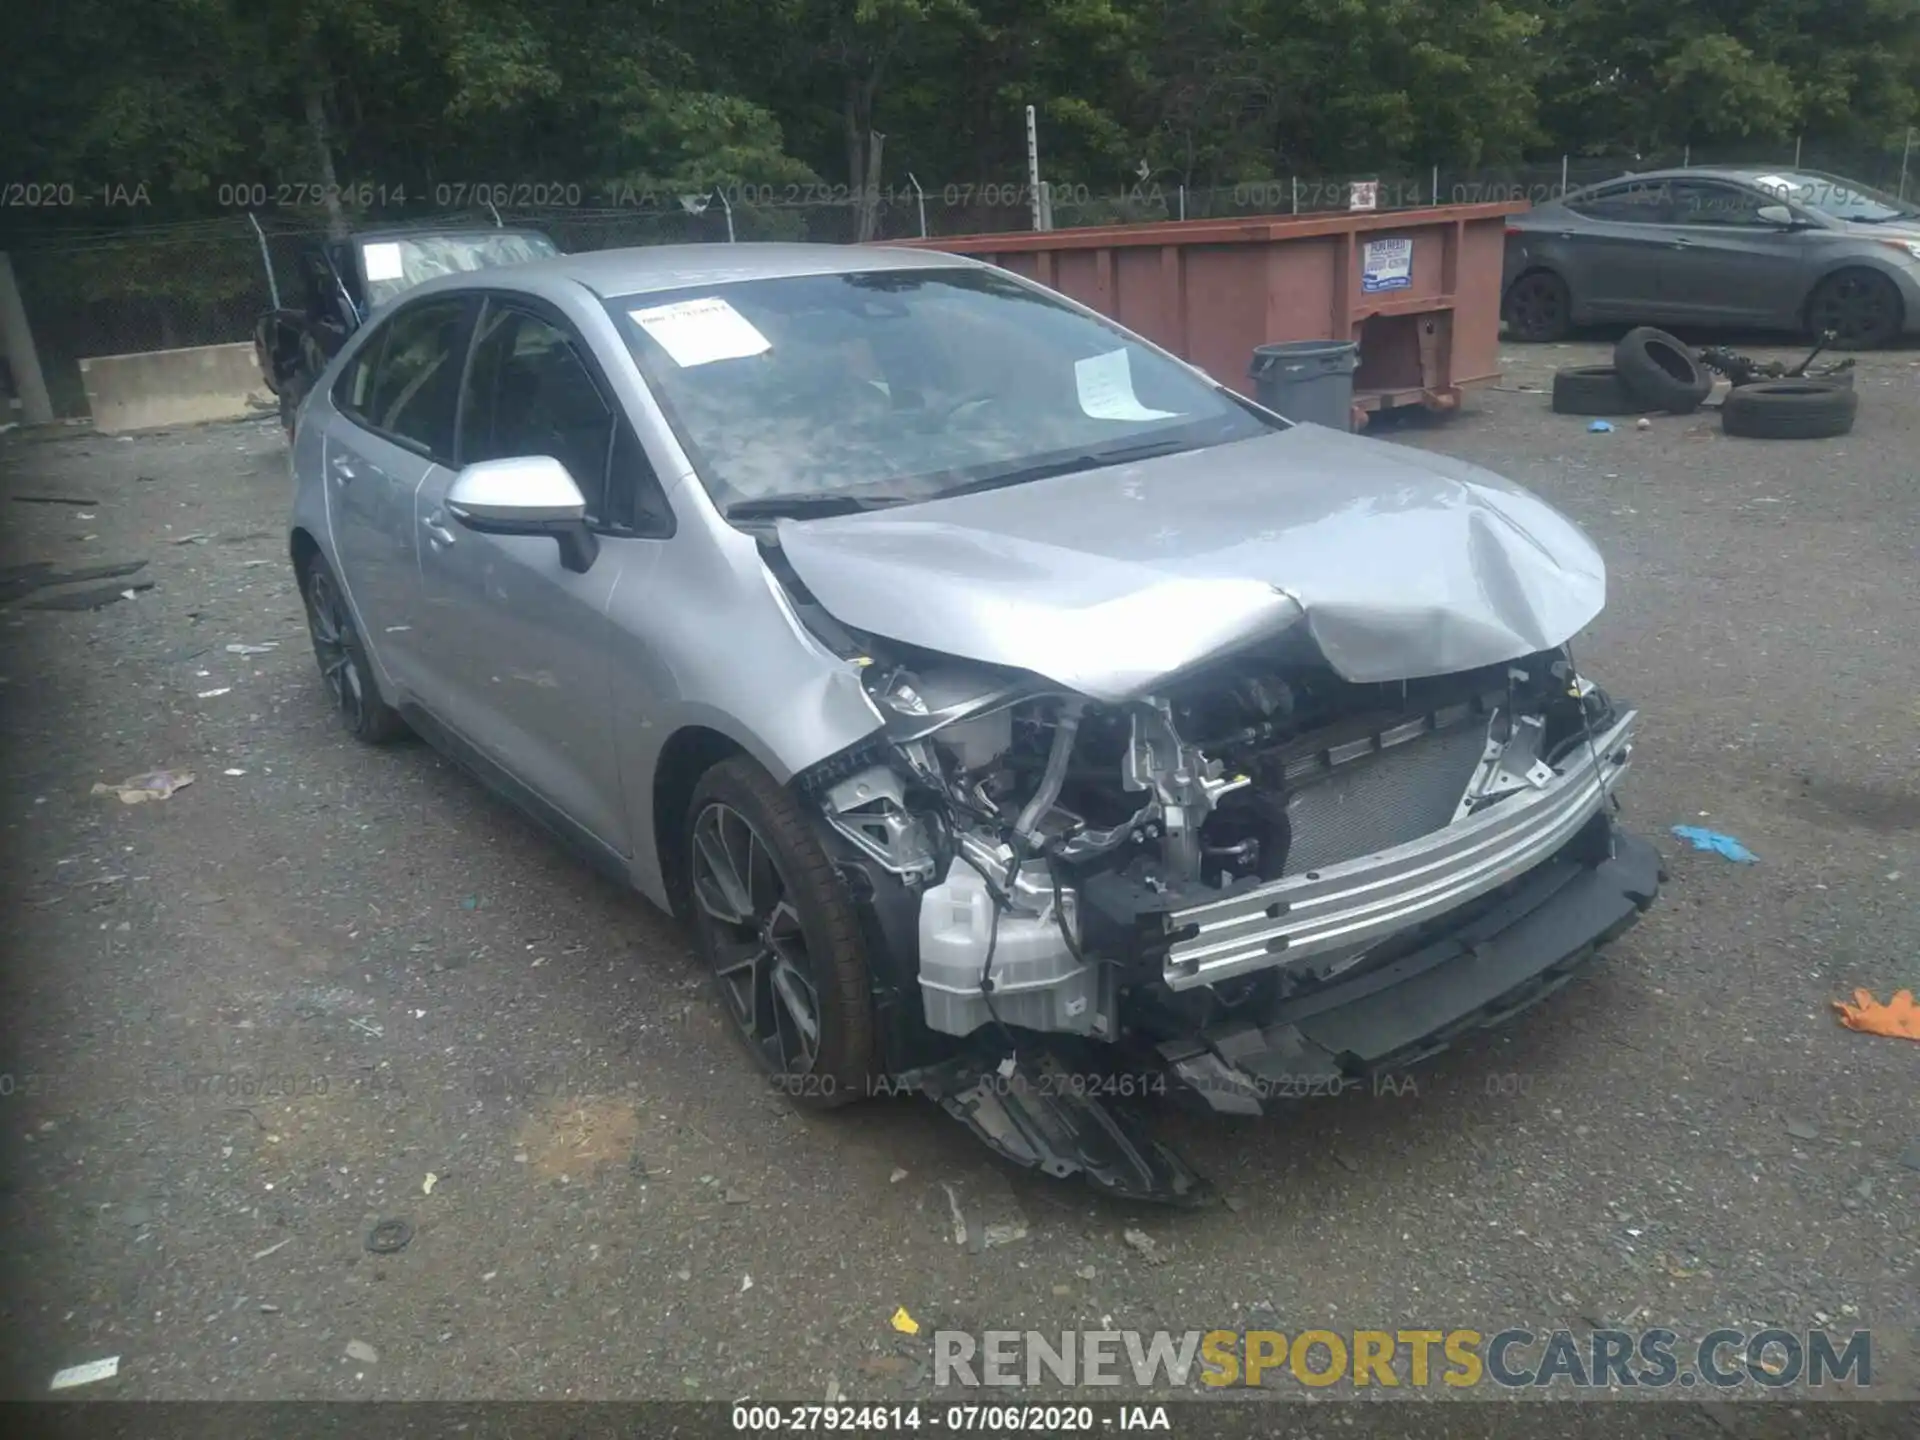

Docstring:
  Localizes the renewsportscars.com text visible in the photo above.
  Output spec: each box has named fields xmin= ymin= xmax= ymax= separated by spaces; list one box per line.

xmin=934 ymin=1327 xmax=1871 ymax=1390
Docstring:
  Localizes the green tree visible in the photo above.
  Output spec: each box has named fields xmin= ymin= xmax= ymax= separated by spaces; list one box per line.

xmin=1536 ymin=0 xmax=1920 ymax=156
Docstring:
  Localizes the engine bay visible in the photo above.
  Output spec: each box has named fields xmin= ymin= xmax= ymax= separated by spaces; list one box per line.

xmin=798 ymin=619 xmax=1623 ymax=1047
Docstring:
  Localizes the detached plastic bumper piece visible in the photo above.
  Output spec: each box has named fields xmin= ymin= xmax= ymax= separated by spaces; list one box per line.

xmin=903 ymin=1048 xmax=1209 ymax=1207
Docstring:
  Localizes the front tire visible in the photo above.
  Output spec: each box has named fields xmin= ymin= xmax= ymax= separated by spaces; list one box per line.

xmin=1807 ymin=269 xmax=1903 ymax=349
xmin=299 ymin=554 xmax=408 ymax=743
xmin=683 ymin=757 xmax=875 ymax=1110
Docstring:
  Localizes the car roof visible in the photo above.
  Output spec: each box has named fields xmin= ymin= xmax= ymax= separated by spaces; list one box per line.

xmin=432 ymin=242 xmax=988 ymax=301
xmin=1578 ymin=165 xmax=1850 ymax=190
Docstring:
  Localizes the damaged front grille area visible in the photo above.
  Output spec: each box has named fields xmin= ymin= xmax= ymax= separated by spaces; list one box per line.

xmin=1158 ymin=710 xmax=1637 ymax=990
xmin=805 ymin=640 xmax=1631 ymax=1043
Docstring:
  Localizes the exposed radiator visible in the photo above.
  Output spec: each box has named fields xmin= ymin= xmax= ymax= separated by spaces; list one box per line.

xmin=1281 ymin=718 xmax=1490 ymax=876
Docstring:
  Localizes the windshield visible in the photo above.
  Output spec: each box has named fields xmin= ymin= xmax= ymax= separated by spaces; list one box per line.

xmin=358 ymin=233 xmax=559 ymax=309
xmin=1746 ymin=172 xmax=1917 ymax=222
xmin=606 ymin=267 xmax=1275 ymax=515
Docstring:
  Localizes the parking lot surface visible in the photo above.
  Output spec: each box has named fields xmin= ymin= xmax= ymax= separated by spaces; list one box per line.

xmin=1 ymin=341 xmax=1916 ymax=1408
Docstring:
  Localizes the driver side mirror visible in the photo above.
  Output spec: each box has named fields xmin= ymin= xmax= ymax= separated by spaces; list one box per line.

xmin=1755 ymin=204 xmax=1802 ymax=229
xmin=445 ymin=456 xmax=600 ymax=573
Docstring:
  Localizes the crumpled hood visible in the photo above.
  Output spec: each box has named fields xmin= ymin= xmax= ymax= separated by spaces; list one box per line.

xmin=775 ymin=423 xmax=1606 ymax=701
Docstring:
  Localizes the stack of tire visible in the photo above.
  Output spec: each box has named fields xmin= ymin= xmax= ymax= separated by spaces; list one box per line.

xmin=1551 ymin=328 xmax=1857 ymax=439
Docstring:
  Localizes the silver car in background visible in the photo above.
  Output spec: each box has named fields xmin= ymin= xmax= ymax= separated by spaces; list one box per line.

xmin=1503 ymin=167 xmax=1920 ymax=347
xmin=288 ymin=243 xmax=1660 ymax=1200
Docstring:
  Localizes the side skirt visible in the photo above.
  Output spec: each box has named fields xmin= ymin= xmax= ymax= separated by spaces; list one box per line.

xmin=397 ymin=702 xmax=634 ymax=891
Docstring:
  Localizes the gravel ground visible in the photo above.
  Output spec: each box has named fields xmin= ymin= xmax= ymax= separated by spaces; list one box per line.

xmin=1 ymin=341 xmax=1917 ymax=1413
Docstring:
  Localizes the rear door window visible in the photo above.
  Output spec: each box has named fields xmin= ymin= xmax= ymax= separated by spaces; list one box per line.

xmin=340 ymin=296 xmax=472 ymax=460
xmin=332 ymin=328 xmax=386 ymax=419
xmin=1566 ymin=182 xmax=1670 ymax=224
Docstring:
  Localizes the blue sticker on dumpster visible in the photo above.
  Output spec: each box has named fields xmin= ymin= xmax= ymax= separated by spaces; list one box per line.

xmin=1362 ymin=237 xmax=1413 ymax=293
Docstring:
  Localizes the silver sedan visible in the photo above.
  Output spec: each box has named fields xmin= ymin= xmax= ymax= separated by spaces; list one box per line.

xmin=1502 ymin=167 xmax=1920 ymax=347
xmin=288 ymin=243 xmax=1658 ymax=1198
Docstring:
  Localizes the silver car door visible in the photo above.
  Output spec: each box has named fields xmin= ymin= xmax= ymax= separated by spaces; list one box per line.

xmin=325 ymin=294 xmax=474 ymax=702
xmin=415 ymin=297 xmax=663 ymax=856
xmin=1654 ymin=180 xmax=1811 ymax=326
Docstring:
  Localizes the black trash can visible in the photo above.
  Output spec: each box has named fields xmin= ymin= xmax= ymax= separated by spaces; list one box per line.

xmin=1250 ymin=340 xmax=1360 ymax=430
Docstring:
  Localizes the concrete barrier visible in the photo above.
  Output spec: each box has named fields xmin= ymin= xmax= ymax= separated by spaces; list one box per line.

xmin=78 ymin=342 xmax=274 ymax=434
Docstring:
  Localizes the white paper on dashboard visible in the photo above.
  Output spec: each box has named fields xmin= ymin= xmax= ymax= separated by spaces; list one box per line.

xmin=1075 ymin=349 xmax=1178 ymax=421
xmin=361 ymin=243 xmax=405 ymax=282
xmin=628 ymin=297 xmax=771 ymax=367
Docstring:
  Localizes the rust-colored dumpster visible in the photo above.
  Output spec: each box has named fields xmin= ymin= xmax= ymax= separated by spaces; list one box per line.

xmin=891 ymin=202 xmax=1526 ymax=422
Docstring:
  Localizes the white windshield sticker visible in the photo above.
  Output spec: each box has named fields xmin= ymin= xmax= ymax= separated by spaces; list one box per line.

xmin=1075 ymin=349 xmax=1178 ymax=422
xmin=361 ymin=242 xmax=405 ymax=282
xmin=628 ymin=297 xmax=771 ymax=367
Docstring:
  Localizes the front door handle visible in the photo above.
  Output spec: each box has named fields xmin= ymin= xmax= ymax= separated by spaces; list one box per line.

xmin=329 ymin=457 xmax=358 ymax=486
xmin=1670 ymin=238 xmax=1691 ymax=249
xmin=422 ymin=510 xmax=457 ymax=548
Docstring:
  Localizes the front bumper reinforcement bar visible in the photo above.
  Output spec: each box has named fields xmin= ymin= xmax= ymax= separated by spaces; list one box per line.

xmin=1161 ymin=711 xmax=1638 ymax=990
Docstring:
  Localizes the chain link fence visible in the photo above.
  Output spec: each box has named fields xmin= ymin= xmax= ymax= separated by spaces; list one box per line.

xmin=6 ymin=142 xmax=1913 ymax=420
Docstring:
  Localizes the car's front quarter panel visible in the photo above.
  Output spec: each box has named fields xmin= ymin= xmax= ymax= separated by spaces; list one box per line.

xmin=1865 ymin=252 xmax=1920 ymax=334
xmin=606 ymin=477 xmax=887 ymax=910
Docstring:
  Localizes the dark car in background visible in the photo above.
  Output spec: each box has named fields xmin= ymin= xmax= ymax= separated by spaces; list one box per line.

xmin=1502 ymin=168 xmax=1920 ymax=348
xmin=254 ymin=226 xmax=559 ymax=435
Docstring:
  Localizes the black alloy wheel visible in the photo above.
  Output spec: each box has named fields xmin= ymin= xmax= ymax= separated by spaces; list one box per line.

xmin=1504 ymin=270 xmax=1572 ymax=342
xmin=1807 ymin=269 xmax=1903 ymax=350
xmin=681 ymin=756 xmax=875 ymax=1108
xmin=690 ymin=799 xmax=827 ymax=1078
xmin=300 ymin=557 xmax=406 ymax=742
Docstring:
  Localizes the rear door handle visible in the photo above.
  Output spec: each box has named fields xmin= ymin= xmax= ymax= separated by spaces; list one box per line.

xmin=422 ymin=510 xmax=457 ymax=548
xmin=329 ymin=456 xmax=358 ymax=485
xmin=1670 ymin=238 xmax=1691 ymax=249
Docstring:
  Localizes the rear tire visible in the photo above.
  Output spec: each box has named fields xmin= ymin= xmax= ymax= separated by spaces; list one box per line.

xmin=1720 ymin=380 xmax=1858 ymax=439
xmin=1551 ymin=365 xmax=1635 ymax=416
xmin=1807 ymin=269 xmax=1903 ymax=350
xmin=298 ymin=553 xmax=408 ymax=743
xmin=682 ymin=756 xmax=875 ymax=1110
xmin=1503 ymin=270 xmax=1573 ymax=342
xmin=1613 ymin=327 xmax=1712 ymax=414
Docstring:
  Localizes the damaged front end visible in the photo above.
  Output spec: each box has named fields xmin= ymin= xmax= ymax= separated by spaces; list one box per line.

xmin=796 ymin=631 xmax=1656 ymax=1204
